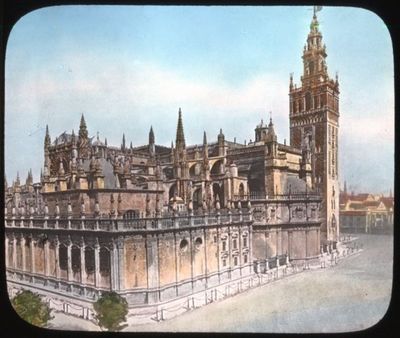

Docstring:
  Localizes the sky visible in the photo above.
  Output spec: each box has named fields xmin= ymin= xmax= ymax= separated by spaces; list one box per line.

xmin=5 ymin=5 xmax=394 ymax=194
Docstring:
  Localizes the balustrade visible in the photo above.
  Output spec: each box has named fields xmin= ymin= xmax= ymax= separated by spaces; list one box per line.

xmin=4 ymin=209 xmax=253 ymax=232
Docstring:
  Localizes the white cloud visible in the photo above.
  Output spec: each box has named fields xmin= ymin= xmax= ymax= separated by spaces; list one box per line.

xmin=5 ymin=51 xmax=394 ymax=193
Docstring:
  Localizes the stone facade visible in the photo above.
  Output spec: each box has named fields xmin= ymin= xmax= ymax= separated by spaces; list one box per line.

xmin=289 ymin=12 xmax=340 ymax=243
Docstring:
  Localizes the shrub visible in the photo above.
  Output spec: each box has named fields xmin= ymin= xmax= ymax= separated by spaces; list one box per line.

xmin=93 ymin=292 xmax=128 ymax=331
xmin=11 ymin=290 xmax=53 ymax=327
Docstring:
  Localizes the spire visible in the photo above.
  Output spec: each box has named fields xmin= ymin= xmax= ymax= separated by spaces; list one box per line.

xmin=15 ymin=171 xmax=20 ymax=186
xmin=149 ymin=126 xmax=155 ymax=145
xmin=175 ymin=108 xmax=186 ymax=149
xmin=121 ymin=133 xmax=126 ymax=151
xmin=79 ymin=114 xmax=88 ymax=140
xmin=266 ymin=116 xmax=277 ymax=142
xmin=310 ymin=6 xmax=322 ymax=33
xmin=203 ymin=131 xmax=209 ymax=159
xmin=71 ymin=129 xmax=77 ymax=146
xmin=203 ymin=131 xmax=207 ymax=145
xmin=289 ymin=73 xmax=294 ymax=91
xmin=44 ymin=125 xmax=51 ymax=149
xmin=26 ymin=169 xmax=33 ymax=185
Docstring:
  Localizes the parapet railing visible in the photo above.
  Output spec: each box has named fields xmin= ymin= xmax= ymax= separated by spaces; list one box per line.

xmin=233 ymin=192 xmax=322 ymax=202
xmin=4 ymin=209 xmax=253 ymax=232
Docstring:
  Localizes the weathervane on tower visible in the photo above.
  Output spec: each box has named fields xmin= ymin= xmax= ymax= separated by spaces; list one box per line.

xmin=313 ymin=5 xmax=323 ymax=16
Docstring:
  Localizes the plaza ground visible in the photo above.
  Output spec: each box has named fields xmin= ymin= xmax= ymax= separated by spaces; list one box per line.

xmin=49 ymin=233 xmax=393 ymax=333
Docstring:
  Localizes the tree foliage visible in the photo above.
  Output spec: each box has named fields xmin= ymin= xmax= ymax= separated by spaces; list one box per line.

xmin=93 ymin=292 xmax=128 ymax=331
xmin=11 ymin=290 xmax=53 ymax=327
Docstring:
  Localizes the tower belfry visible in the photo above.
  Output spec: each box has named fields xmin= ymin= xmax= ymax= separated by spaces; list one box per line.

xmin=289 ymin=9 xmax=340 ymax=243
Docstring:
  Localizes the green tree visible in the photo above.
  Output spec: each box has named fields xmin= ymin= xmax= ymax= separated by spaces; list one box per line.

xmin=11 ymin=290 xmax=53 ymax=327
xmin=93 ymin=292 xmax=128 ymax=331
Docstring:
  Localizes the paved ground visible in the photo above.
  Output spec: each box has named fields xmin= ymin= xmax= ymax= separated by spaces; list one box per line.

xmin=48 ymin=312 xmax=101 ymax=331
xmin=126 ymin=234 xmax=392 ymax=333
xmin=49 ymin=234 xmax=392 ymax=333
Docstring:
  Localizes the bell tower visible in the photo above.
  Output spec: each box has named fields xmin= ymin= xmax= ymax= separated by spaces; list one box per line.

xmin=289 ymin=9 xmax=340 ymax=244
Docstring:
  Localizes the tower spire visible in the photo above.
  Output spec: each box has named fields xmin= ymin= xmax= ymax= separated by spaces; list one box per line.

xmin=44 ymin=125 xmax=51 ymax=149
xmin=121 ymin=133 xmax=126 ymax=151
xmin=175 ymin=108 xmax=186 ymax=149
xmin=149 ymin=126 xmax=155 ymax=145
xmin=79 ymin=114 xmax=88 ymax=140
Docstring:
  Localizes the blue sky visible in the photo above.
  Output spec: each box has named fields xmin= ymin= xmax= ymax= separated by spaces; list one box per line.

xmin=5 ymin=5 xmax=394 ymax=194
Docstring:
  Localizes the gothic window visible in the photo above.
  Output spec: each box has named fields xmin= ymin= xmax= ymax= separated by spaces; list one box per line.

xmin=71 ymin=246 xmax=81 ymax=273
xmin=244 ymin=255 xmax=248 ymax=264
xmin=222 ymin=259 xmax=227 ymax=267
xmin=243 ymin=236 xmax=248 ymax=248
xmin=99 ymin=247 xmax=111 ymax=276
xmin=85 ymin=247 xmax=95 ymax=274
xmin=213 ymin=235 xmax=217 ymax=243
xmin=222 ymin=241 xmax=227 ymax=252
xmin=59 ymin=245 xmax=68 ymax=271
xmin=234 ymin=256 xmax=238 ymax=266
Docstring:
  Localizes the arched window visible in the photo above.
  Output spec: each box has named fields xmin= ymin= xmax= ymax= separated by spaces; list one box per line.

xmin=85 ymin=247 xmax=95 ymax=275
xmin=71 ymin=246 xmax=81 ymax=273
xmin=99 ymin=247 xmax=111 ymax=276
xmin=59 ymin=245 xmax=68 ymax=271
xmin=309 ymin=61 xmax=314 ymax=74
xmin=305 ymin=92 xmax=312 ymax=110
xmin=180 ymin=239 xmax=188 ymax=252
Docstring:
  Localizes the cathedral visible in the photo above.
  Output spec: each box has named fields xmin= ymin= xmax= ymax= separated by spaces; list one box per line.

xmin=5 ymin=11 xmax=339 ymax=320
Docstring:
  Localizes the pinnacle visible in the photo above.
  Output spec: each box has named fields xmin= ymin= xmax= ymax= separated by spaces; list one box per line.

xmin=176 ymin=108 xmax=186 ymax=148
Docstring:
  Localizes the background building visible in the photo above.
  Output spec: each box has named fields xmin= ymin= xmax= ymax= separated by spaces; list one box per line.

xmin=339 ymin=185 xmax=393 ymax=234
